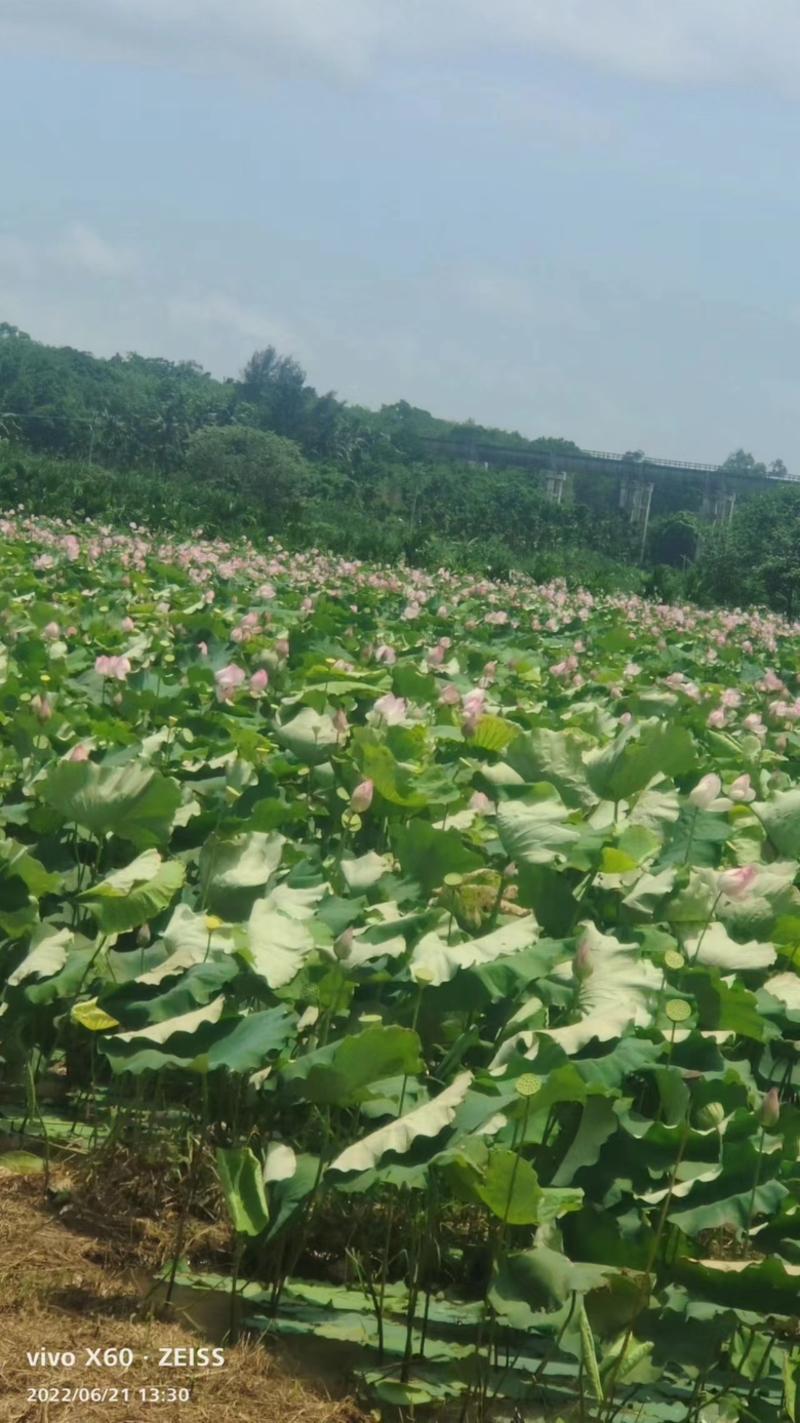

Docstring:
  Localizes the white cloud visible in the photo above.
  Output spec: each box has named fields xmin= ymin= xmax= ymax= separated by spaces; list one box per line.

xmin=166 ymin=294 xmax=304 ymax=359
xmin=4 ymin=1 xmax=800 ymax=91
xmin=55 ymin=223 xmax=137 ymax=277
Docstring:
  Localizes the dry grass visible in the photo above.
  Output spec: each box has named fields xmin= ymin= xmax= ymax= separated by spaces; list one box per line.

xmin=0 ymin=1177 xmax=365 ymax=1423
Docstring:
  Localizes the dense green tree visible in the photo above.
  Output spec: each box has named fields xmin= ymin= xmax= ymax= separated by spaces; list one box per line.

xmin=182 ymin=426 xmax=313 ymax=531
xmin=647 ymin=511 xmax=699 ymax=567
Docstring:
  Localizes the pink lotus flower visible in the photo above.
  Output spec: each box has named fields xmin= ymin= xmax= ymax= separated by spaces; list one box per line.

xmin=728 ymin=773 xmax=755 ymax=802
xmin=43 ymin=621 xmax=60 ymax=641
xmin=121 ymin=617 xmax=135 ymax=633
xmin=462 ymin=688 xmax=487 ymax=735
xmin=374 ymin=644 xmax=396 ymax=666
xmin=717 ymin=864 xmax=758 ymax=900
xmin=439 ymin=684 xmax=461 ymax=707
xmin=95 ymin=654 xmax=131 ymax=681
xmin=470 ymin=790 xmax=494 ymax=815
xmin=333 ymin=708 xmax=350 ymax=736
xmin=350 ymin=779 xmax=374 ymax=814
xmin=215 ymin=663 xmax=245 ymax=702
xmin=69 ymin=743 xmax=90 ymax=762
xmin=197 ymin=641 xmax=208 ymax=657
xmin=373 ymin=693 xmax=407 ymax=725
xmin=706 ymin=708 xmax=726 ymax=729
xmin=275 ymin=638 xmax=290 ymax=658
xmin=689 ymin=773 xmax=730 ymax=811
xmin=250 ymin=668 xmax=269 ymax=695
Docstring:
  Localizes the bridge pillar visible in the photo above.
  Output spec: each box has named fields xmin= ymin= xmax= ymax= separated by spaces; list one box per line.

xmin=619 ymin=476 xmax=654 ymax=558
xmin=544 ymin=470 xmax=567 ymax=504
xmin=701 ymin=476 xmax=736 ymax=527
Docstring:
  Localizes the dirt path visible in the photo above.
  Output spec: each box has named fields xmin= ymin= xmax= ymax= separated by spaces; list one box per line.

xmin=0 ymin=1178 xmax=363 ymax=1423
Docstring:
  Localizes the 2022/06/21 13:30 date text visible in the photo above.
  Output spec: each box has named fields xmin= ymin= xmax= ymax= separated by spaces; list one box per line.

xmin=25 ymin=1387 xmax=193 ymax=1405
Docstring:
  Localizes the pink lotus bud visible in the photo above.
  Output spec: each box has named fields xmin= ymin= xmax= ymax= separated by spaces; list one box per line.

xmin=717 ymin=864 xmax=758 ymax=900
xmin=275 ymin=638 xmax=290 ymax=658
xmin=69 ymin=743 xmax=89 ymax=762
xmin=231 ymin=626 xmax=244 ymax=643
xmin=333 ymin=708 xmax=349 ymax=735
xmin=728 ymin=773 xmax=755 ymax=803
xmin=689 ymin=773 xmax=723 ymax=809
xmin=758 ymin=1087 xmax=781 ymax=1128
xmin=43 ymin=621 xmax=60 ymax=640
xmin=573 ymin=939 xmax=593 ymax=982
xmin=470 ymin=791 xmax=494 ymax=815
xmin=250 ymin=668 xmax=269 ymax=695
xmin=197 ymin=641 xmax=208 ymax=657
xmin=350 ymin=778 xmax=374 ymax=814
xmin=707 ymin=708 xmax=727 ymax=729
xmin=121 ymin=617 xmax=135 ymax=633
xmin=31 ymin=693 xmax=52 ymax=722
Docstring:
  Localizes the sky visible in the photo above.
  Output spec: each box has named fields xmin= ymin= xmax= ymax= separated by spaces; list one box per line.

xmin=1 ymin=2 xmax=800 ymax=464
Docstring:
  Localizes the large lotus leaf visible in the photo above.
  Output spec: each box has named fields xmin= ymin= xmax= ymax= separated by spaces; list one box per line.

xmin=200 ymin=831 xmax=284 ymax=917
xmin=216 ymin=1146 xmax=269 ymax=1237
xmin=113 ymin=995 xmax=225 ymax=1043
xmin=7 ymin=925 xmax=72 ymax=986
xmin=104 ymin=1004 xmax=294 ymax=1076
xmin=543 ymin=923 xmax=661 ymax=1054
xmin=266 ymin=1152 xmax=321 ymax=1240
xmin=39 ymin=760 xmax=181 ymax=846
xmin=489 ymin=1246 xmax=626 ymax=1325
xmin=197 ymin=1006 xmax=295 ymax=1073
xmin=329 ymin=1072 xmax=473 ymax=1174
xmin=755 ymin=789 xmax=800 ymax=858
xmin=79 ymin=850 xmax=185 ymax=933
xmin=274 ymin=707 xmax=339 ymax=764
xmin=551 ymin=1097 xmax=621 ymax=1187
xmin=391 ymin=823 xmax=482 ymax=894
xmin=496 ymin=793 xmax=579 ymax=866
xmin=245 ymin=899 xmax=315 ymax=989
xmin=282 ymin=1025 xmax=423 ymax=1106
xmin=680 ymin=922 xmax=775 ymax=972
xmin=506 ymin=728 xmax=597 ymax=810
xmin=0 ymin=836 xmax=61 ymax=896
xmin=409 ymin=916 xmax=538 ymax=987
xmin=658 ymin=807 xmax=731 ymax=868
xmin=468 ymin=715 xmax=520 ymax=753
xmin=340 ymin=852 xmax=393 ymax=892
xmin=585 ymin=720 xmax=695 ymax=803
xmin=763 ymin=971 xmax=800 ymax=1012
xmin=673 ymin=1256 xmax=800 ymax=1317
xmin=627 ymin=782 xmax=681 ymax=834
xmin=354 ymin=735 xmax=445 ymax=809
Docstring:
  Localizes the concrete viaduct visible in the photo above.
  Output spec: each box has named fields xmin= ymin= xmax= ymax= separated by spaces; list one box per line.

xmin=417 ymin=437 xmax=800 ymax=553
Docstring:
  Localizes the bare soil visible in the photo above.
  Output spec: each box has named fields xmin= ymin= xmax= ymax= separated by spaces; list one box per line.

xmin=0 ymin=1175 xmax=365 ymax=1423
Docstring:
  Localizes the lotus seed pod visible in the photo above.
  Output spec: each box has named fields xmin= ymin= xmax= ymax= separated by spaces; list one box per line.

xmin=758 ymin=1087 xmax=781 ymax=1128
xmin=515 ymin=1074 xmax=541 ymax=1098
xmin=695 ymin=1101 xmax=725 ymax=1129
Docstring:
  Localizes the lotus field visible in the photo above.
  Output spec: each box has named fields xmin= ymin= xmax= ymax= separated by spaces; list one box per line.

xmin=7 ymin=514 xmax=800 ymax=1421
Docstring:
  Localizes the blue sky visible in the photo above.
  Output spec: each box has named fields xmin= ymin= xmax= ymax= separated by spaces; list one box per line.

xmin=2 ymin=2 xmax=800 ymax=464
